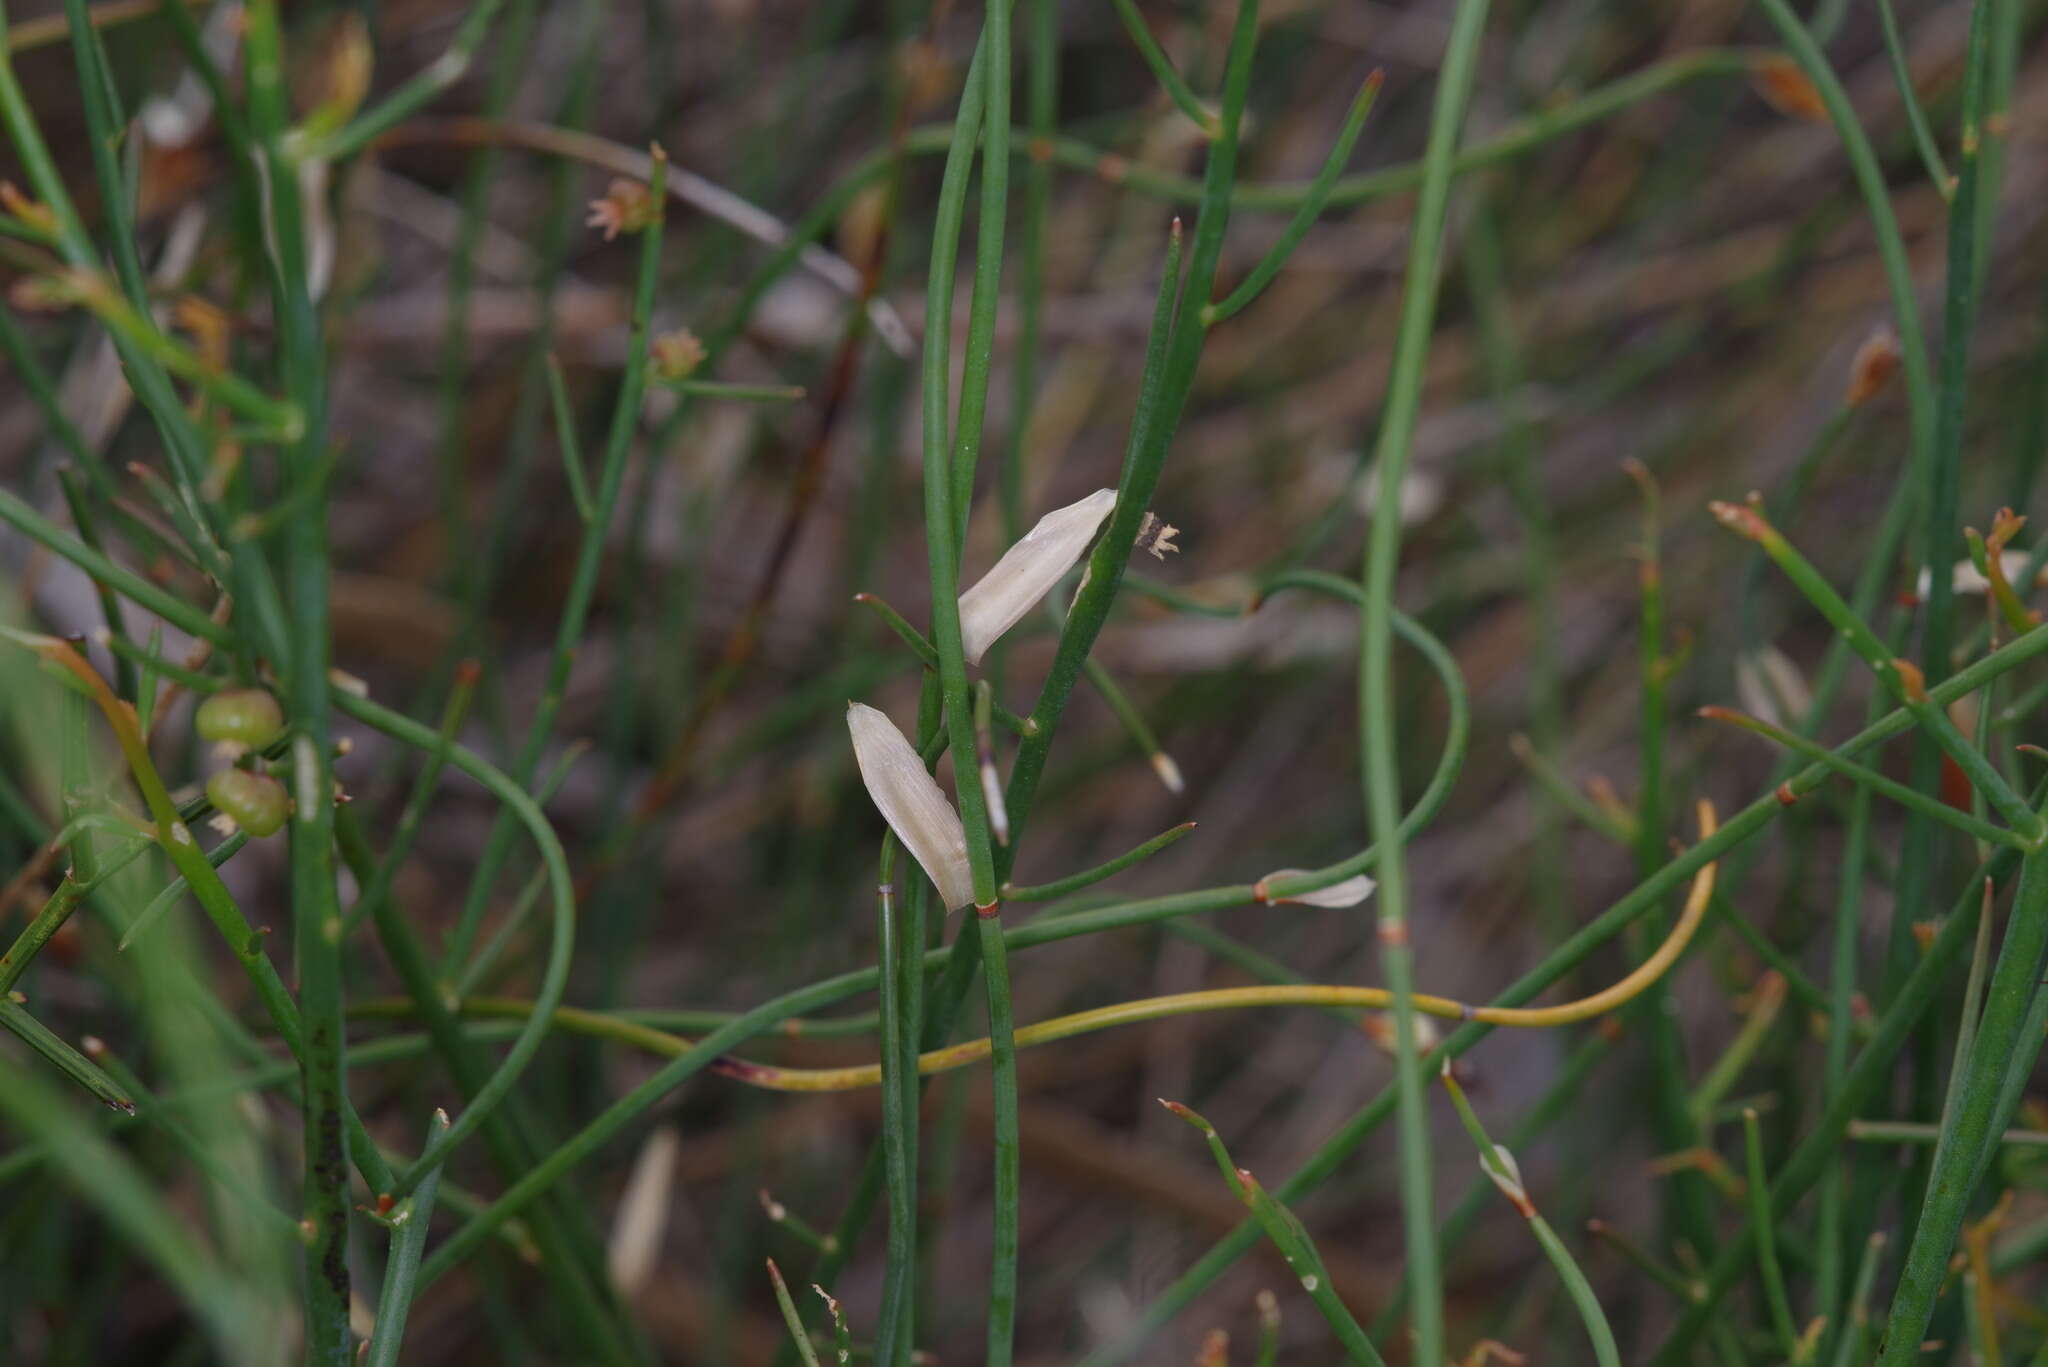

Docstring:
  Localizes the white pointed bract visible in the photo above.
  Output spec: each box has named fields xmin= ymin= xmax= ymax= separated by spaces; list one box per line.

xmin=1482 ymin=1144 xmax=1529 ymax=1212
xmin=957 ymin=488 xmax=1117 ymax=664
xmin=846 ymin=702 xmax=976 ymax=910
xmin=1257 ymin=868 xmax=1376 ymax=907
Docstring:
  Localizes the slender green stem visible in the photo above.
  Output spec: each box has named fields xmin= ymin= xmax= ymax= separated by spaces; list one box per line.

xmin=1876 ymin=819 xmax=2048 ymax=1364
xmin=0 ymin=997 xmax=134 ymax=1111
xmin=917 ymin=12 xmax=1020 ymax=1360
xmin=1106 ymin=0 xmax=1216 ymax=136
xmin=1648 ymin=813 xmax=2037 ymax=1366
xmin=1001 ymin=822 xmax=1196 ymax=900
xmin=342 ymin=664 xmax=479 ymax=936
xmin=546 ymin=355 xmax=595 ymax=523
xmin=1721 ymin=502 xmax=2042 ymax=838
xmin=1164 ymin=1101 xmax=1386 ymax=1365
xmin=0 ymin=1061 xmax=258 ymax=1356
xmin=1917 ymin=0 xmax=1996 ymax=699
xmin=1441 ymin=1068 xmax=1619 ymax=1367
xmin=441 ymin=148 xmax=667 ymax=976
xmin=874 ymin=837 xmax=919 ymax=1367
xmin=1704 ymin=705 xmax=2029 ymax=848
xmin=0 ymin=874 xmax=89 ymax=991
xmin=767 ymin=1259 xmax=823 ymax=1367
xmin=1871 ymin=0 xmax=1952 ymax=193
xmin=302 ymin=0 xmax=512 ymax=160
xmin=1744 ymin=1108 xmax=1802 ymax=1359
xmin=243 ymin=2 xmax=354 ymax=1351
xmin=1355 ymin=3 xmax=1491 ymax=1359
xmin=363 ymin=1110 xmax=451 ymax=1367
xmin=1203 ymin=70 xmax=1382 ymax=324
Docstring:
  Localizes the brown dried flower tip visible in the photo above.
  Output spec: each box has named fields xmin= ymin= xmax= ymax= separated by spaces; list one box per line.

xmin=0 ymin=181 xmax=56 ymax=236
xmin=174 ymin=296 xmax=234 ymax=372
xmin=587 ymin=178 xmax=657 ymax=240
xmin=1708 ymin=500 xmax=1768 ymax=541
xmin=1750 ymin=55 xmax=1827 ymax=122
xmin=1890 ymin=657 xmax=1929 ymax=703
xmin=1845 ymin=327 xmax=1901 ymax=407
xmin=1137 ymin=511 xmax=1181 ymax=560
xmin=651 ymin=328 xmax=707 ymax=382
xmin=896 ymin=39 xmax=952 ymax=113
xmin=7 ymin=274 xmax=77 ymax=313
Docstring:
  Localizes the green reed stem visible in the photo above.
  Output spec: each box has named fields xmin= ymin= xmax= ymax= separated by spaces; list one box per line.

xmin=1441 ymin=1067 xmax=1619 ymax=1367
xmin=875 ymin=836 xmax=919 ymax=1367
xmin=1705 ymin=705 xmax=2028 ymax=849
xmin=1917 ymin=0 xmax=1996 ymax=698
xmin=1744 ymin=1108 xmax=1802 ymax=1359
xmin=1085 ymin=663 xmax=2048 ymax=1367
xmin=1203 ymin=70 xmax=1382 ymax=324
xmin=1647 ymin=811 xmax=2037 ymax=1367
xmin=1355 ymin=2 xmax=1491 ymax=1358
xmin=1107 ymin=0 xmax=1217 ymax=137
xmin=1876 ymin=819 xmax=2048 ymax=1364
xmin=0 ymin=997 xmax=134 ymax=1111
xmin=303 ymin=0 xmax=513 ymax=161
xmin=946 ymin=0 xmax=1014 ymax=552
xmin=916 ymin=11 xmax=1018 ymax=1358
xmin=1369 ymin=1030 xmax=1615 ymax=1338
xmin=342 ymin=665 xmax=478 ymax=936
xmin=1725 ymin=504 xmax=2041 ymax=839
xmin=0 ymin=1060 xmax=258 ymax=1357
xmin=1164 ymin=1101 xmax=1386 ymax=1365
xmin=1872 ymin=0 xmax=1952 ymax=193
xmin=1002 ymin=822 xmax=1196 ymax=900
xmin=441 ymin=148 xmax=666 ymax=976
xmin=362 ymin=1109 xmax=451 ymax=1367
xmin=243 ymin=0 xmax=353 ymax=1348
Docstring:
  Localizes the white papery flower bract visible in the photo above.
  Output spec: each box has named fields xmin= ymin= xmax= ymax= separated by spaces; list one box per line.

xmin=1255 ymin=869 xmax=1376 ymax=907
xmin=958 ymin=488 xmax=1117 ymax=665
xmin=846 ymin=702 xmax=976 ymax=910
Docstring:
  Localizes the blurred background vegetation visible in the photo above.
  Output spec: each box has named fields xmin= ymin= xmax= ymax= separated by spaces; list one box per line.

xmin=1 ymin=0 xmax=2045 ymax=1361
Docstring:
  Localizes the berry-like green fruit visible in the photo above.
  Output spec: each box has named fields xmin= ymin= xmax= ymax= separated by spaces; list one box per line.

xmin=194 ymin=688 xmax=286 ymax=749
xmin=206 ymin=768 xmax=291 ymax=837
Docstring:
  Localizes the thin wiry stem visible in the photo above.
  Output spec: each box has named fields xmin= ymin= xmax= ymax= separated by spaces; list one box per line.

xmin=1354 ymin=2 xmax=1492 ymax=1359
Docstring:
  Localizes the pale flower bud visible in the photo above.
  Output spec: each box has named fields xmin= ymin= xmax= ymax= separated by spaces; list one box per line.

xmin=957 ymin=489 xmax=1117 ymax=665
xmin=1255 ymin=869 xmax=1376 ymax=907
xmin=846 ymin=702 xmax=975 ymax=910
xmin=1482 ymin=1144 xmax=1532 ymax=1215
xmin=1734 ymin=647 xmax=1812 ymax=729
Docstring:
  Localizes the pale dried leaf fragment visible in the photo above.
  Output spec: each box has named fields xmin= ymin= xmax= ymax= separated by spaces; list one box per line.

xmin=1915 ymin=551 xmax=2048 ymax=599
xmin=958 ymin=488 xmax=1117 ymax=664
xmin=1734 ymin=646 xmax=1812 ymax=729
xmin=608 ymin=1126 xmax=680 ymax=1296
xmin=1255 ymin=868 xmax=1376 ymax=907
xmin=846 ymin=702 xmax=975 ymax=910
xmin=1845 ymin=327 xmax=1901 ymax=406
xmin=1751 ymin=55 xmax=1827 ymax=121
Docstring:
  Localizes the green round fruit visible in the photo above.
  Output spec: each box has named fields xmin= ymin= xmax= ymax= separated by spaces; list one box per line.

xmin=195 ymin=688 xmax=286 ymax=749
xmin=205 ymin=768 xmax=291 ymax=837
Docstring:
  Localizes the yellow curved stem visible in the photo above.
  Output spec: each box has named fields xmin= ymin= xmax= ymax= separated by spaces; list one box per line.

xmin=405 ymin=801 xmax=1720 ymax=1094
xmin=360 ymin=807 xmax=1720 ymax=1098
xmin=735 ymin=800 xmax=1718 ymax=1091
